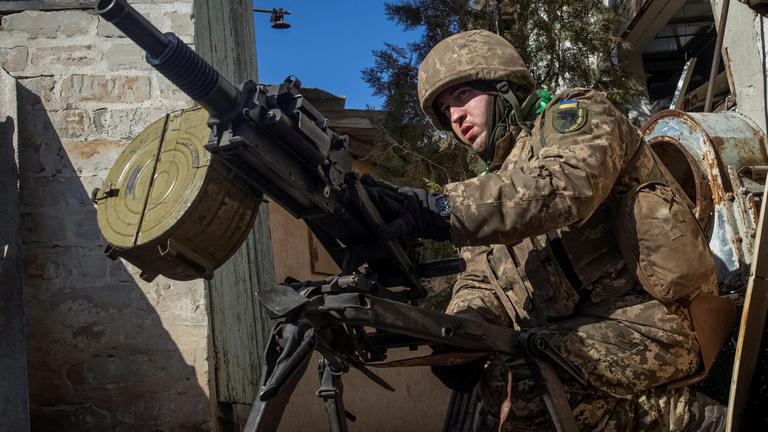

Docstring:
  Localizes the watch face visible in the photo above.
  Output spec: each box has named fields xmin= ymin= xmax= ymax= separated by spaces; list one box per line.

xmin=435 ymin=195 xmax=451 ymax=218
xmin=552 ymin=100 xmax=587 ymax=134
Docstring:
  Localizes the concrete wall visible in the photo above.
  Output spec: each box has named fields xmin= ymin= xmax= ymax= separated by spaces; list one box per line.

xmin=710 ymin=0 xmax=768 ymax=133
xmin=0 ymin=3 xmax=211 ymax=430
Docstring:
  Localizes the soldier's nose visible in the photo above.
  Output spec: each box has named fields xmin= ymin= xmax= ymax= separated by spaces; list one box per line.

xmin=449 ymin=106 xmax=466 ymax=125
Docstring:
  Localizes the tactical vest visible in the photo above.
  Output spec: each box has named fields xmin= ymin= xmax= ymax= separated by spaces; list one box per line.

xmin=486 ymin=123 xmax=717 ymax=328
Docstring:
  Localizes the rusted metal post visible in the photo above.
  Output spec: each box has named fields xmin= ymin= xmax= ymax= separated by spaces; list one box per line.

xmin=705 ymin=0 xmax=731 ymax=112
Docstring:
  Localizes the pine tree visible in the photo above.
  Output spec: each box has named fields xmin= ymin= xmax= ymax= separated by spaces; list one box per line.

xmin=361 ymin=0 xmax=641 ymax=272
xmin=362 ymin=0 xmax=640 ymax=188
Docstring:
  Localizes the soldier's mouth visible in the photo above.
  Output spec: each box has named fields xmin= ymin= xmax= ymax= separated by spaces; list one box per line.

xmin=461 ymin=125 xmax=474 ymax=139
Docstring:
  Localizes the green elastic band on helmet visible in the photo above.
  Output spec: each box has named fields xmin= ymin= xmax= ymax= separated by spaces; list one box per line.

xmin=536 ymin=89 xmax=553 ymax=113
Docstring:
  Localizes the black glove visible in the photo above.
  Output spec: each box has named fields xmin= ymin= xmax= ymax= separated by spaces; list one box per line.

xmin=359 ymin=174 xmax=451 ymax=241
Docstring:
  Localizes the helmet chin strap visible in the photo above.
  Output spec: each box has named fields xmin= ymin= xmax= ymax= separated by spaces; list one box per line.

xmin=477 ymin=81 xmax=545 ymax=169
xmin=495 ymin=81 xmax=539 ymax=132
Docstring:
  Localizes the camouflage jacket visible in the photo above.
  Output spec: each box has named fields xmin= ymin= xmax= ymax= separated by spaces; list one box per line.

xmin=443 ymin=88 xmax=717 ymax=328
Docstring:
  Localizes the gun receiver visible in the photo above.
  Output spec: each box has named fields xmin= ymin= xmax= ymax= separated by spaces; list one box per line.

xmin=97 ymin=0 xmax=440 ymax=297
xmin=94 ymin=2 xmax=531 ymax=431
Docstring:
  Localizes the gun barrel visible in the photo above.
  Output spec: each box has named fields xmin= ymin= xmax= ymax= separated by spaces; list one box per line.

xmin=96 ymin=0 xmax=169 ymax=58
xmin=97 ymin=0 xmax=240 ymax=118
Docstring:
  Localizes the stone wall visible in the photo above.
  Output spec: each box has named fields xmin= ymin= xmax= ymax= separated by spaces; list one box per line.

xmin=0 ymin=2 xmax=211 ymax=430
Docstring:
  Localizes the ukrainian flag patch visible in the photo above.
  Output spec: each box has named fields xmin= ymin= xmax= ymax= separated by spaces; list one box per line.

xmin=552 ymin=100 xmax=587 ymax=133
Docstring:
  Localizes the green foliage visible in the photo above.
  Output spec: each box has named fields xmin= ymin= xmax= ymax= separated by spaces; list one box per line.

xmin=362 ymin=0 xmax=640 ymax=185
xmin=361 ymin=0 xmax=642 ymax=262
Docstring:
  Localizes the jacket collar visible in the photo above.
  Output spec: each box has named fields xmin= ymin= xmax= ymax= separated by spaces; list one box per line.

xmin=487 ymin=129 xmax=519 ymax=171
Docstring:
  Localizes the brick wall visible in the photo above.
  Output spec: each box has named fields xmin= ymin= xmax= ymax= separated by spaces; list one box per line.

xmin=0 ymin=2 xmax=211 ymax=430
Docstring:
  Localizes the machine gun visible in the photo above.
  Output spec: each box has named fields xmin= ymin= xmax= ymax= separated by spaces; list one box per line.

xmin=96 ymin=1 xmax=578 ymax=430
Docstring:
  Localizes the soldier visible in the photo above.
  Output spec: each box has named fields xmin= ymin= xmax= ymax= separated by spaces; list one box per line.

xmin=363 ymin=30 xmax=728 ymax=431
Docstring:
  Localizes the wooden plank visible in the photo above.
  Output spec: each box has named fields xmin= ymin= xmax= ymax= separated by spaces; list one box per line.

xmin=0 ymin=0 xmax=96 ymax=12
xmin=207 ymin=218 xmax=275 ymax=403
xmin=670 ymin=57 xmax=697 ymax=110
xmin=194 ymin=0 xmax=276 ymax=405
xmin=726 ymin=173 xmax=768 ymax=432
xmin=0 ymin=68 xmax=30 ymax=430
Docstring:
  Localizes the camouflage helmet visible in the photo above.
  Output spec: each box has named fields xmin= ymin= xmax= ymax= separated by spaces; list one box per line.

xmin=418 ymin=30 xmax=536 ymax=130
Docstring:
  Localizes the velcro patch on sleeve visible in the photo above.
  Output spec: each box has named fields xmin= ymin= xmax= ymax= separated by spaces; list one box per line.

xmin=552 ymin=100 xmax=588 ymax=134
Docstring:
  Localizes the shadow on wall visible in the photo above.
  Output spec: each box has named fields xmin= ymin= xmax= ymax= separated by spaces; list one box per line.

xmin=1 ymin=112 xmax=31 ymax=430
xmin=16 ymin=84 xmax=210 ymax=431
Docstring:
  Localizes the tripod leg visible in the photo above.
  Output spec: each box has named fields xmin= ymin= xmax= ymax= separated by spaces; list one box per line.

xmin=243 ymin=324 xmax=314 ymax=432
xmin=242 ymin=349 xmax=312 ymax=432
xmin=317 ymin=357 xmax=350 ymax=432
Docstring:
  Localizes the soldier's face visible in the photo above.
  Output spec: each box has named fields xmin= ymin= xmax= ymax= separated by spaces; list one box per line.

xmin=437 ymin=85 xmax=489 ymax=154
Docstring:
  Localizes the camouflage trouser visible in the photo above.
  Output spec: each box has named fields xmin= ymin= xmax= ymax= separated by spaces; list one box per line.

xmin=446 ymin=290 xmax=701 ymax=431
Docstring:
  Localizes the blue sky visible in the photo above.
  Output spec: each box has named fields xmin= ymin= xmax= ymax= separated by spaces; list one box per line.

xmin=253 ymin=1 xmax=420 ymax=109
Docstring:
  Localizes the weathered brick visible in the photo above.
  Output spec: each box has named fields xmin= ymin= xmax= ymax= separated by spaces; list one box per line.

xmin=79 ymin=175 xmax=109 ymax=202
xmin=17 ymin=137 xmax=54 ymax=179
xmin=63 ymin=140 xmax=125 ymax=176
xmin=20 ymin=177 xmax=92 ymax=210
xmin=92 ymin=108 xmax=127 ymax=139
xmin=29 ymin=44 xmax=101 ymax=69
xmin=70 ymin=322 xmax=108 ymax=351
xmin=17 ymin=76 xmax=56 ymax=111
xmin=60 ymin=75 xmax=151 ymax=104
xmin=0 ymin=46 xmax=28 ymax=72
xmin=26 ymin=249 xmax=70 ymax=281
xmin=108 ymin=257 xmax=138 ymax=283
xmin=17 ymin=108 xmax=88 ymax=178
xmin=58 ymin=11 xmax=97 ymax=38
xmin=0 ymin=27 xmax=25 ymax=48
xmin=72 ymin=210 xmax=101 ymax=242
xmin=25 ymin=246 xmax=112 ymax=283
xmin=50 ymin=109 xmax=92 ymax=140
xmin=91 ymin=107 xmax=168 ymax=140
xmin=96 ymin=18 xmax=125 ymax=39
xmin=23 ymin=250 xmax=46 ymax=280
xmin=169 ymin=12 xmax=194 ymax=37
xmin=105 ymin=43 xmax=151 ymax=71
xmin=22 ymin=212 xmax=70 ymax=243
xmin=33 ymin=405 xmax=111 ymax=431
xmin=74 ymin=248 xmax=110 ymax=279
xmin=156 ymin=73 xmax=193 ymax=103
xmin=1 ymin=12 xmax=49 ymax=38
xmin=2 ymin=10 xmax=95 ymax=39
xmin=97 ymin=11 xmax=165 ymax=38
xmin=49 ymin=282 xmax=134 ymax=314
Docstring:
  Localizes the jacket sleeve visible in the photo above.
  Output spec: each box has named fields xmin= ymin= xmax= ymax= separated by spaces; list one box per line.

xmin=445 ymin=245 xmax=513 ymax=327
xmin=445 ymin=88 xmax=640 ymax=247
